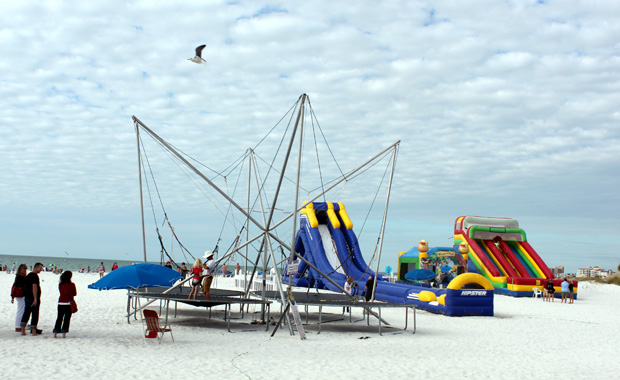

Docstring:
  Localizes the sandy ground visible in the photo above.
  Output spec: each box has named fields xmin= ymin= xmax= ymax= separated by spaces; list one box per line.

xmin=1 ymin=271 xmax=619 ymax=379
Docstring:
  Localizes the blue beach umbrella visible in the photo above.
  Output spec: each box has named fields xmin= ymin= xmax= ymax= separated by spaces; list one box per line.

xmin=88 ymin=263 xmax=182 ymax=290
xmin=404 ymin=268 xmax=436 ymax=281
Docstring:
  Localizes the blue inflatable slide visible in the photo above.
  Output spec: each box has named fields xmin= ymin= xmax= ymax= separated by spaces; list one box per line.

xmin=283 ymin=202 xmax=494 ymax=317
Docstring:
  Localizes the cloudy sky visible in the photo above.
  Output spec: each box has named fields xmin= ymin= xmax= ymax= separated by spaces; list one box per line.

xmin=1 ymin=0 xmax=619 ymax=273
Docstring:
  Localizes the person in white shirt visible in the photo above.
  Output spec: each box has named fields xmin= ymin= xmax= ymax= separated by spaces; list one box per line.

xmin=561 ymin=278 xmax=570 ymax=303
xmin=344 ymin=276 xmax=353 ymax=295
xmin=343 ymin=276 xmax=354 ymax=313
xmin=202 ymin=251 xmax=216 ymax=300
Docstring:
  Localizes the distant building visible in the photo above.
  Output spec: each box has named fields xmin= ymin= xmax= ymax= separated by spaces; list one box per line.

xmin=550 ymin=266 xmax=564 ymax=276
xmin=577 ymin=266 xmax=614 ymax=278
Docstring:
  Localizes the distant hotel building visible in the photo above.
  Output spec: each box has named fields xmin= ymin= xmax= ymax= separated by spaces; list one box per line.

xmin=550 ymin=266 xmax=564 ymax=276
xmin=577 ymin=266 xmax=614 ymax=278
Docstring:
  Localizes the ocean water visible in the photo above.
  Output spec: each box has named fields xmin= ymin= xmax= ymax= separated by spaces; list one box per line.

xmin=0 ymin=254 xmax=383 ymax=278
xmin=0 ymin=254 xmax=262 ymax=274
xmin=0 ymin=254 xmax=141 ymax=273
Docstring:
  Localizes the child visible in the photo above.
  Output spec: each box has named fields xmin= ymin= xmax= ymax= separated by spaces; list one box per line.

xmin=188 ymin=258 xmax=203 ymax=300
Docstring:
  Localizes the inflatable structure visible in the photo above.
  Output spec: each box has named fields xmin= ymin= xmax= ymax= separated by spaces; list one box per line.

xmin=283 ymin=202 xmax=494 ymax=316
xmin=398 ymin=246 xmax=465 ymax=284
xmin=454 ymin=216 xmax=577 ymax=298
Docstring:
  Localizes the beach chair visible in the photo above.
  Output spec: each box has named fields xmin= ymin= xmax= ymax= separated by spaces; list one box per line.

xmin=532 ymin=287 xmax=542 ymax=298
xmin=143 ymin=309 xmax=174 ymax=344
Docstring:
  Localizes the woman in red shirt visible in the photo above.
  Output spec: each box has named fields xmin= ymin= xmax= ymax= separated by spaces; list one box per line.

xmin=187 ymin=258 xmax=203 ymax=300
xmin=54 ymin=270 xmax=77 ymax=338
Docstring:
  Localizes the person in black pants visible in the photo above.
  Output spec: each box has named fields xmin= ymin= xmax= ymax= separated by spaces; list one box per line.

xmin=54 ymin=270 xmax=77 ymax=338
xmin=21 ymin=262 xmax=44 ymax=336
xmin=547 ymin=278 xmax=556 ymax=302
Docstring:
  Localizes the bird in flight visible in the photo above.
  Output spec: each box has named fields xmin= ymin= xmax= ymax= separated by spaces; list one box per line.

xmin=188 ymin=44 xmax=207 ymax=64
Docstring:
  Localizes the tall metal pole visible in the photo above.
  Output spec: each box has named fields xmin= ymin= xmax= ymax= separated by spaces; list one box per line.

xmin=252 ymin=150 xmax=293 ymax=332
xmin=264 ymin=94 xmax=306 ymax=230
xmin=245 ymin=149 xmax=251 ymax=285
xmin=371 ymin=144 xmax=399 ymax=301
xmin=289 ymin=97 xmax=305 ymax=288
xmin=135 ymin=121 xmax=148 ymax=263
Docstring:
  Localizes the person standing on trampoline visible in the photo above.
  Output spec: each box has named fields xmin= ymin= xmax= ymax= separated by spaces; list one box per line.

xmin=188 ymin=258 xmax=203 ymax=300
xmin=364 ymin=276 xmax=375 ymax=302
xmin=202 ymin=251 xmax=216 ymax=301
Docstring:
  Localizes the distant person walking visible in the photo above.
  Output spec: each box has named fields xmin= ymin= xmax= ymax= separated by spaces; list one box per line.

xmin=235 ymin=263 xmax=241 ymax=276
xmin=21 ymin=262 xmax=44 ymax=336
xmin=54 ymin=270 xmax=77 ymax=338
xmin=568 ymin=281 xmax=575 ymax=303
xmin=561 ymin=278 xmax=569 ymax=303
xmin=11 ymin=264 xmax=27 ymax=332
xmin=97 ymin=262 xmax=105 ymax=278
xmin=111 ymin=262 xmax=119 ymax=271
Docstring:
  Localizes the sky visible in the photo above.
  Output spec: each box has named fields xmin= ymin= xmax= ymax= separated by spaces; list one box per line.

xmin=1 ymin=0 xmax=619 ymax=273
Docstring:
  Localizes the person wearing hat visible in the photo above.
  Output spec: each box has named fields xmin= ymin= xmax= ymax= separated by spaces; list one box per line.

xmin=201 ymin=251 xmax=216 ymax=300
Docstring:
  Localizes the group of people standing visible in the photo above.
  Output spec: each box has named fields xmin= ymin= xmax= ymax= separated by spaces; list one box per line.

xmin=10 ymin=262 xmax=78 ymax=338
xmin=542 ymin=278 xmax=575 ymax=303
xmin=1 ymin=263 xmax=17 ymax=273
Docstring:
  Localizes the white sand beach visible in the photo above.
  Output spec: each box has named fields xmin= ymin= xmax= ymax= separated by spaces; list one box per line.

xmin=2 ymin=271 xmax=619 ymax=379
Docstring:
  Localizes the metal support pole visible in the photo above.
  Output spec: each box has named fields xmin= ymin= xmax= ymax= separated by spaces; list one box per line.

xmin=250 ymin=154 xmax=293 ymax=332
xmin=134 ymin=121 xmax=148 ymax=263
xmin=245 ymin=149 xmax=251 ymax=287
xmin=371 ymin=144 xmax=399 ymax=301
xmin=290 ymin=96 xmax=305 ymax=272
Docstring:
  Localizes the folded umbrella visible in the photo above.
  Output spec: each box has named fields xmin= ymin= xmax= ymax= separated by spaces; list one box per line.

xmin=88 ymin=263 xmax=182 ymax=290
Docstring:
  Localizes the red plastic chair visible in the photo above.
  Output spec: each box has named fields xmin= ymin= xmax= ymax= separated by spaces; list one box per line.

xmin=143 ymin=309 xmax=174 ymax=343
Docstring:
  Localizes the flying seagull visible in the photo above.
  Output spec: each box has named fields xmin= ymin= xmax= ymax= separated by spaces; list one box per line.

xmin=188 ymin=44 xmax=207 ymax=64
